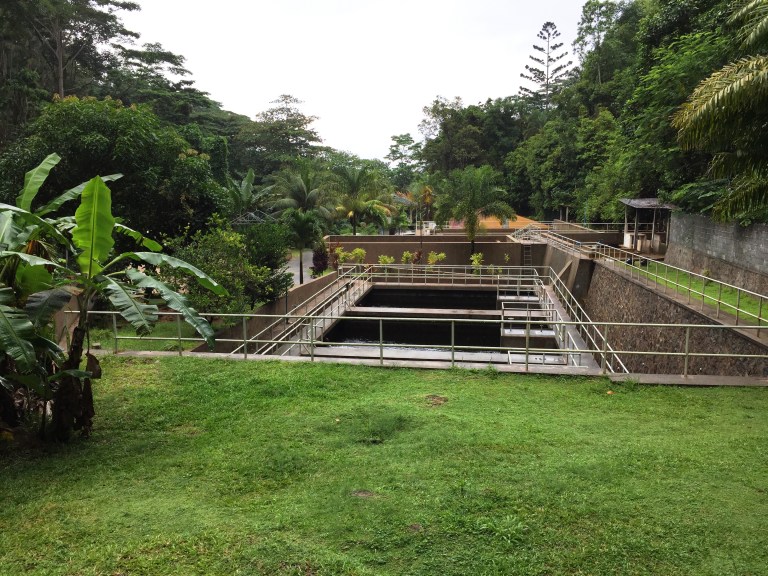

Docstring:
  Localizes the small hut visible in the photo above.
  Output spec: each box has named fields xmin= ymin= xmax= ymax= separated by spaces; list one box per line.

xmin=619 ymin=198 xmax=676 ymax=255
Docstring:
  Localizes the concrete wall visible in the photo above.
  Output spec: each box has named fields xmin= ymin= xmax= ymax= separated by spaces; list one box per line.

xmin=543 ymin=245 xmax=595 ymax=300
xmin=203 ymin=272 xmax=339 ymax=353
xmin=327 ymin=235 xmax=523 ymax=266
xmin=582 ymin=263 xmax=768 ymax=376
xmin=667 ymin=213 xmax=768 ymax=294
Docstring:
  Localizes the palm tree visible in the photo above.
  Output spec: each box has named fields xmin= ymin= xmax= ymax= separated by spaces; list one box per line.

xmin=266 ymin=166 xmax=334 ymax=284
xmin=672 ymin=0 xmax=768 ymax=220
xmin=281 ymin=208 xmax=322 ymax=285
xmin=332 ymin=165 xmax=391 ymax=235
xmin=434 ymin=165 xmax=516 ymax=254
xmin=267 ymin=166 xmax=334 ymax=221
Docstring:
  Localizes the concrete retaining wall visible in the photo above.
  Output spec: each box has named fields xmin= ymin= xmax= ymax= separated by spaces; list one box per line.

xmin=667 ymin=213 xmax=768 ymax=294
xmin=582 ymin=263 xmax=767 ymax=376
xmin=327 ymin=235 xmax=523 ymax=266
xmin=203 ymin=272 xmax=339 ymax=353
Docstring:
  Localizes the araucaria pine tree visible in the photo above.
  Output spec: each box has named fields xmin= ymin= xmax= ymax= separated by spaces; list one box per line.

xmin=520 ymin=21 xmax=572 ymax=109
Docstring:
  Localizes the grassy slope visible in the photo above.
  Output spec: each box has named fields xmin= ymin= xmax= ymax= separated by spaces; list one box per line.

xmin=1 ymin=358 xmax=767 ymax=576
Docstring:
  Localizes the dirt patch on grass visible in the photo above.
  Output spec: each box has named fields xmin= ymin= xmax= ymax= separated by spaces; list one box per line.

xmin=351 ymin=490 xmax=377 ymax=499
xmin=426 ymin=394 xmax=448 ymax=407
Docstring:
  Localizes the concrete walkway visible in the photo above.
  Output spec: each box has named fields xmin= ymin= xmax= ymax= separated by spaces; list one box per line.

xmin=286 ymin=250 xmax=315 ymax=286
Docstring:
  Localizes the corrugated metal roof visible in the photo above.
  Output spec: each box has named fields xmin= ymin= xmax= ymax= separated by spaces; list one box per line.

xmin=619 ymin=198 xmax=676 ymax=210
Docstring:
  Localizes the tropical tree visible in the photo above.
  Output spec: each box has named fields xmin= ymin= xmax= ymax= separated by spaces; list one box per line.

xmin=281 ymin=209 xmax=322 ymax=285
xmin=434 ymin=165 xmax=516 ymax=253
xmin=574 ymin=1 xmax=626 ymax=86
xmin=0 ymin=97 xmax=227 ymax=237
xmin=672 ymin=0 xmax=768 ymax=220
xmin=17 ymin=0 xmax=140 ymax=98
xmin=267 ymin=166 xmax=334 ymax=222
xmin=0 ymin=155 xmax=225 ymax=441
xmin=332 ymin=165 xmax=391 ymax=235
xmin=226 ymin=168 xmax=275 ymax=220
xmin=520 ymin=21 xmax=573 ymax=109
xmin=230 ymin=95 xmax=322 ymax=179
xmin=266 ymin=166 xmax=335 ymax=284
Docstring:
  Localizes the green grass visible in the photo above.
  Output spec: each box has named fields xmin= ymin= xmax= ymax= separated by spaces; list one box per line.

xmin=2 ymin=358 xmax=767 ymax=575
xmin=618 ymin=260 xmax=768 ymax=325
xmin=89 ymin=320 xmax=201 ymax=352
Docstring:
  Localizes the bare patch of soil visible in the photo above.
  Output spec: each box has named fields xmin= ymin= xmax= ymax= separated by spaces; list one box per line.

xmin=425 ymin=394 xmax=448 ymax=407
xmin=351 ymin=490 xmax=376 ymax=498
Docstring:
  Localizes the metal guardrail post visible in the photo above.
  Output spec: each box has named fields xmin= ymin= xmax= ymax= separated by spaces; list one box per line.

xmin=683 ymin=326 xmax=691 ymax=377
xmin=112 ymin=314 xmax=118 ymax=354
xmin=601 ymin=325 xmax=609 ymax=375
xmin=717 ymin=283 xmax=722 ymax=318
xmin=451 ymin=320 xmax=455 ymax=367
xmin=687 ymin=274 xmax=692 ymax=304
xmin=310 ymin=320 xmax=315 ymax=362
xmin=759 ymin=298 xmax=764 ymax=338
xmin=242 ymin=316 xmax=248 ymax=359
xmin=525 ymin=320 xmax=530 ymax=372
xmin=176 ymin=315 xmax=183 ymax=356
xmin=379 ymin=319 xmax=384 ymax=366
xmin=736 ymin=290 xmax=741 ymax=326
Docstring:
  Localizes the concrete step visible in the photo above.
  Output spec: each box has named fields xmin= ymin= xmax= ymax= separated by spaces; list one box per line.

xmin=499 ymin=295 xmax=539 ymax=302
xmin=503 ymin=310 xmax=549 ymax=319
xmin=503 ymin=328 xmax=556 ymax=337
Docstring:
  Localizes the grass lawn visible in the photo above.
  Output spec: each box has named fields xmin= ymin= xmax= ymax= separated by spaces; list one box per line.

xmin=1 ymin=357 xmax=767 ymax=575
xmin=89 ymin=320 xmax=203 ymax=352
xmin=618 ymin=260 xmax=768 ymax=326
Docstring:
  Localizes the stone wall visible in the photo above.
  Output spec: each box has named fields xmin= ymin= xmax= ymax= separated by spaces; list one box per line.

xmin=667 ymin=213 xmax=768 ymax=294
xmin=583 ymin=264 xmax=767 ymax=376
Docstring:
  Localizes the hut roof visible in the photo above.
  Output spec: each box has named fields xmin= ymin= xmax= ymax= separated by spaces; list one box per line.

xmin=619 ymin=198 xmax=676 ymax=210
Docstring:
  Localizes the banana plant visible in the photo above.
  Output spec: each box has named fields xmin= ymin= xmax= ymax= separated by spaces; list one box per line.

xmin=0 ymin=157 xmax=226 ymax=440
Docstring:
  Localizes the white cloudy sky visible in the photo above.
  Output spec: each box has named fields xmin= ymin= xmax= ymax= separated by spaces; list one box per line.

xmin=121 ymin=0 xmax=586 ymax=160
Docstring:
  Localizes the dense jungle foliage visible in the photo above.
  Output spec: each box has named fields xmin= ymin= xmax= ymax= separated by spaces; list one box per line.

xmin=1 ymin=0 xmax=766 ymax=230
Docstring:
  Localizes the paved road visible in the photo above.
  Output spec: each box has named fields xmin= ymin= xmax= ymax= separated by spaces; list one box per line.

xmin=286 ymin=250 xmax=315 ymax=286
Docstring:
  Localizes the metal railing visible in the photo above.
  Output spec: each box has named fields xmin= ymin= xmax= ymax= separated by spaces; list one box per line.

xmin=593 ymin=244 xmax=768 ymax=335
xmin=71 ymin=308 xmax=768 ymax=377
xmin=509 ymin=231 xmax=767 ymax=336
xmin=230 ymin=265 xmax=370 ymax=357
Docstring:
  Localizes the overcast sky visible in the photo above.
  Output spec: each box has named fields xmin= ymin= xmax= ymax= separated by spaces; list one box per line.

xmin=121 ymin=0 xmax=586 ymax=161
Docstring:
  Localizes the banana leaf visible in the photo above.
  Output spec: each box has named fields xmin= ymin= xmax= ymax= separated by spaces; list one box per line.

xmin=16 ymin=153 xmax=61 ymax=212
xmin=72 ymin=177 xmax=115 ymax=277
xmin=37 ymin=174 xmax=122 ymax=217
xmin=114 ymin=223 xmax=162 ymax=251
xmin=0 ymin=212 xmax=21 ymax=251
xmin=125 ymin=267 xmax=215 ymax=349
xmin=15 ymin=265 xmax=53 ymax=300
xmin=120 ymin=252 xmax=227 ymax=295
xmin=102 ymin=276 xmax=157 ymax=336
xmin=0 ymin=203 xmax=71 ymax=249
xmin=0 ymin=251 xmax=63 ymax=271
xmin=25 ymin=288 xmax=73 ymax=329
xmin=0 ymin=303 xmax=37 ymax=373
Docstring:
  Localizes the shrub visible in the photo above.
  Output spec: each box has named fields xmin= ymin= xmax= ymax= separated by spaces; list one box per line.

xmin=427 ymin=251 xmax=446 ymax=266
xmin=164 ymin=222 xmax=272 ymax=314
xmin=311 ymin=242 xmax=330 ymax=277
xmin=378 ymin=255 xmax=395 ymax=265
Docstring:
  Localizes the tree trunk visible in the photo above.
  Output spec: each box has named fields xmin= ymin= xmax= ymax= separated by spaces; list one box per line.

xmin=298 ymin=248 xmax=304 ymax=285
xmin=51 ymin=325 xmax=93 ymax=441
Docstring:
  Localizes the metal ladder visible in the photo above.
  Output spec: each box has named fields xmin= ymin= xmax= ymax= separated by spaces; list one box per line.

xmin=522 ymin=243 xmax=532 ymax=268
